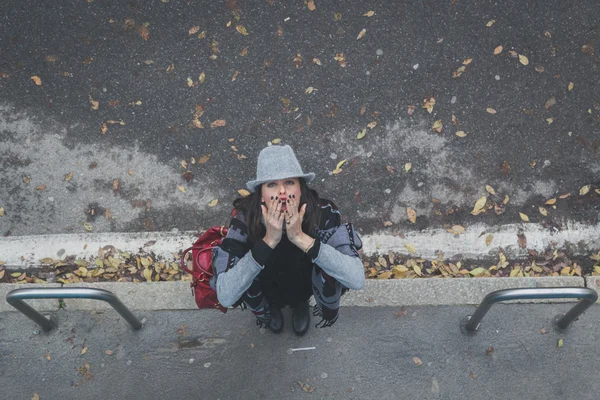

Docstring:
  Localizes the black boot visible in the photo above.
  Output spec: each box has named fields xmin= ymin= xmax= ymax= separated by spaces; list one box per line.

xmin=268 ymin=306 xmax=284 ymax=334
xmin=292 ymin=301 xmax=310 ymax=336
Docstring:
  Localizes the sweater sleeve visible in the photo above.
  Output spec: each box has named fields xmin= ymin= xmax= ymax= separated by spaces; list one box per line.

xmin=311 ymin=222 xmax=365 ymax=290
xmin=211 ymin=212 xmax=274 ymax=307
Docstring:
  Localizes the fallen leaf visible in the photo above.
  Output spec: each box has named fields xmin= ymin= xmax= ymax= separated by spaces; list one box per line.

xmin=557 ymin=338 xmax=563 ymax=348
xmin=238 ymin=189 xmax=250 ymax=197
xmin=493 ymin=45 xmax=503 ymax=55
xmin=188 ymin=26 xmax=200 ymax=35
xmin=517 ymin=233 xmax=527 ymax=248
xmin=559 ymin=192 xmax=571 ymax=199
xmin=198 ymin=154 xmax=210 ymax=164
xmin=449 ymin=225 xmax=465 ymax=235
xmin=508 ymin=50 xmax=518 ymax=58
xmin=539 ymin=207 xmax=548 ymax=216
xmin=32 ymin=394 xmax=40 ymax=400
xmin=31 ymin=76 xmax=42 ymax=86
xmin=357 ymin=28 xmax=366 ymax=40
xmin=405 ymin=243 xmax=417 ymax=254
xmin=89 ymin=95 xmax=99 ymax=110
xmin=64 ymin=172 xmax=73 ymax=182
xmin=545 ymin=96 xmax=556 ymax=110
xmin=486 ymin=19 xmax=495 ymax=27
xmin=470 ymin=267 xmax=486 ymax=276
xmin=211 ymin=120 xmax=226 ymax=128
xmin=137 ymin=25 xmax=150 ymax=41
xmin=406 ymin=207 xmax=417 ymax=223
xmin=240 ymin=47 xmax=248 ymax=56
xmin=271 ymin=138 xmax=281 ymax=144
xmin=579 ymin=185 xmax=590 ymax=195
xmin=546 ymin=118 xmax=553 ymax=124
xmin=45 ymin=351 xmax=51 ymax=361
xmin=404 ymin=162 xmax=412 ymax=172
xmin=363 ymin=10 xmax=375 ymax=17
xmin=568 ymin=82 xmax=574 ymax=91
xmin=336 ymin=159 xmax=347 ymax=170
xmin=485 ymin=185 xmax=496 ymax=195
xmin=432 ymin=120 xmax=443 ymax=133
xmin=236 ymin=25 xmax=249 ymax=36
xmin=298 ymin=381 xmax=314 ymax=393
xmin=471 ymin=196 xmax=487 ymax=215
xmin=356 ymin=129 xmax=366 ymax=140
xmin=331 ymin=168 xmax=343 ymax=175
xmin=486 ymin=234 xmax=493 ymax=246
xmin=486 ymin=107 xmax=497 ymax=114
xmin=100 ymin=123 xmax=108 ymax=134
xmin=518 ymin=54 xmax=529 ymax=65
xmin=367 ymin=121 xmax=377 ymax=129
xmin=487 ymin=346 xmax=495 ymax=355
xmin=456 ymin=131 xmax=467 ymax=137
xmin=307 ymin=0 xmax=316 ymax=11
xmin=81 ymin=346 xmax=88 ymax=355
xmin=0 ymin=207 xmax=5 ymax=217
xmin=519 ymin=212 xmax=530 ymax=222
xmin=104 ymin=350 xmax=113 ymax=356
xmin=143 ymin=268 xmax=152 ymax=282
xmin=208 ymin=199 xmax=218 ymax=207
xmin=535 ymin=66 xmax=545 ymax=73
xmin=383 ymin=221 xmax=393 ymax=227
xmin=0 ymin=270 xmax=4 ymax=280
xmin=231 ymin=71 xmax=240 ymax=81
xmin=545 ymin=198 xmax=556 ymax=205
xmin=177 ymin=185 xmax=186 ymax=193
xmin=312 ymin=57 xmax=322 ymax=66
xmin=423 ymin=97 xmax=436 ymax=113
xmin=412 ymin=357 xmax=423 ymax=366
xmin=112 ymin=179 xmax=120 ymax=191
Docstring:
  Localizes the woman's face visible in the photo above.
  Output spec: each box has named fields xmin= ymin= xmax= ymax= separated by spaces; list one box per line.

xmin=260 ymin=178 xmax=302 ymax=212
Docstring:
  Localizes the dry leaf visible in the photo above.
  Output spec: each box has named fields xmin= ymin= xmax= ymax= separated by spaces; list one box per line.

xmin=238 ymin=189 xmax=250 ymax=197
xmin=0 ymin=207 xmax=4 ymax=217
xmin=367 ymin=121 xmax=377 ymax=129
xmin=471 ymin=196 xmax=487 ymax=215
xmin=517 ymin=233 xmax=527 ymax=248
xmin=208 ymin=199 xmax=218 ymax=207
xmin=89 ymin=95 xmax=99 ymax=110
xmin=32 ymin=394 xmax=40 ymax=400
xmin=568 ymin=82 xmax=574 ymax=91
xmin=412 ymin=357 xmax=423 ymax=366
xmin=579 ymin=185 xmax=590 ymax=195
xmin=177 ymin=185 xmax=186 ymax=193
xmin=236 ymin=25 xmax=249 ymax=36
xmin=35 ymin=184 xmax=46 ymax=191
xmin=31 ymin=76 xmax=42 ymax=86
xmin=406 ymin=207 xmax=417 ymax=223
xmin=357 ymin=29 xmax=366 ymax=40
xmin=559 ymin=192 xmax=571 ymax=199
xmin=211 ymin=120 xmax=226 ymax=128
xmin=485 ymin=234 xmax=493 ymax=246
xmin=305 ymin=86 xmax=314 ymax=95
xmin=493 ymin=45 xmax=503 ymax=55
xmin=518 ymin=54 xmax=529 ymax=65
xmin=383 ymin=221 xmax=393 ymax=227
xmin=64 ymin=172 xmax=73 ymax=182
xmin=405 ymin=243 xmax=417 ymax=254
xmin=519 ymin=212 xmax=530 ymax=222
xmin=539 ymin=207 xmax=548 ymax=216
xmin=456 ymin=131 xmax=467 ymax=137
xmin=100 ymin=123 xmax=108 ymax=134
xmin=545 ymin=198 xmax=556 ymax=205
xmin=45 ymin=351 xmax=51 ymax=361
xmin=545 ymin=96 xmax=556 ymax=110
xmin=231 ymin=71 xmax=240 ymax=81
xmin=198 ymin=154 xmax=210 ymax=164
xmin=105 ymin=350 xmax=114 ymax=356
xmin=486 ymin=107 xmax=497 ymax=114
xmin=450 ymin=225 xmax=465 ymax=235
xmin=240 ymin=47 xmax=248 ymax=56
xmin=189 ymin=26 xmax=200 ymax=35
xmin=22 ymin=175 xmax=31 ymax=184
xmin=312 ymin=57 xmax=322 ymax=65
xmin=363 ymin=10 xmax=375 ymax=17
xmin=307 ymin=0 xmax=316 ymax=11
xmin=336 ymin=159 xmax=347 ymax=170
xmin=404 ymin=162 xmax=412 ymax=172
xmin=81 ymin=346 xmax=88 ymax=355
xmin=485 ymin=185 xmax=496 ymax=195
xmin=557 ymin=338 xmax=563 ymax=348
xmin=546 ymin=118 xmax=553 ymax=124
xmin=356 ymin=129 xmax=366 ymax=140
xmin=423 ymin=97 xmax=435 ymax=113
xmin=486 ymin=19 xmax=495 ymax=27
xmin=432 ymin=120 xmax=443 ymax=133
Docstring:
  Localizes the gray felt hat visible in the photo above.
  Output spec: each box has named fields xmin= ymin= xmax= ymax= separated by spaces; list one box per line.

xmin=246 ymin=145 xmax=316 ymax=191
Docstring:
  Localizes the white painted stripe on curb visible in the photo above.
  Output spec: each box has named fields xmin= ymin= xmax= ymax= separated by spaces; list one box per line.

xmin=0 ymin=277 xmax=584 ymax=313
xmin=0 ymin=221 xmax=599 ymax=268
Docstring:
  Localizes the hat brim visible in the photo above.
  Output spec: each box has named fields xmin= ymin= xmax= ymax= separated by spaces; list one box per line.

xmin=246 ymin=172 xmax=315 ymax=191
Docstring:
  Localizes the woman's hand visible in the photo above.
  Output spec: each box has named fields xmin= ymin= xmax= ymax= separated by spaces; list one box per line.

xmin=285 ymin=196 xmax=313 ymax=250
xmin=261 ymin=196 xmax=284 ymax=249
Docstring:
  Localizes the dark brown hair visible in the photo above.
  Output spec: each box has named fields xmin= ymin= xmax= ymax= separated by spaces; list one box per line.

xmin=232 ymin=178 xmax=321 ymax=243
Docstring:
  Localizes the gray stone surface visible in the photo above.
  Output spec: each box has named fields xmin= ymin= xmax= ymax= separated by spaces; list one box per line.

xmin=584 ymin=276 xmax=600 ymax=303
xmin=0 ymin=283 xmax=62 ymax=313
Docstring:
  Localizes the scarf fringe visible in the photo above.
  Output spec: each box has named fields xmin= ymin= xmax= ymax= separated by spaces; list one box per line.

xmin=312 ymin=304 xmax=339 ymax=328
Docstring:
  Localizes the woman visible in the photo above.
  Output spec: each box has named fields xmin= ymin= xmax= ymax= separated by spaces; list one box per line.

xmin=211 ymin=145 xmax=364 ymax=336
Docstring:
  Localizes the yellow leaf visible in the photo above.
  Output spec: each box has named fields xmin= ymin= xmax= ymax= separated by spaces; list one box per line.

xmin=545 ymin=198 xmax=556 ymax=205
xmin=188 ymin=26 xmax=200 ymax=35
xmin=485 ymin=234 xmax=493 ymax=246
xmin=557 ymin=339 xmax=563 ymax=348
xmin=81 ymin=347 xmax=88 ymax=355
xmin=450 ymin=225 xmax=465 ymax=235
xmin=363 ymin=10 xmax=375 ymax=17
xmin=406 ymin=207 xmax=417 ymax=223
xmin=559 ymin=192 xmax=571 ymax=199
xmin=471 ymin=196 xmax=487 ymax=215
xmin=493 ymin=45 xmax=503 ymax=55
xmin=509 ymin=267 xmax=520 ymax=277
xmin=307 ymin=0 xmax=316 ymax=11
xmin=64 ymin=171 xmax=73 ymax=182
xmin=305 ymin=86 xmax=314 ymax=95
xmin=579 ymin=185 xmax=590 ymax=195
xmin=485 ymin=185 xmax=496 ymax=195
xmin=412 ymin=356 xmax=423 ymax=366
xmin=404 ymin=162 xmax=412 ymax=172
xmin=208 ymin=199 xmax=219 ymax=207
xmin=413 ymin=265 xmax=422 ymax=276
xmin=546 ymin=118 xmax=553 ymax=124
xmin=422 ymin=97 xmax=435 ymax=113
xmin=11 ymin=272 xmax=22 ymax=278
xmin=143 ymin=268 xmax=152 ymax=282
xmin=211 ymin=119 xmax=226 ymax=128
xmin=0 ymin=270 xmax=4 ymax=280
xmin=181 ymin=159 xmax=188 ymax=169
xmin=357 ymin=28 xmax=366 ymax=40
xmin=456 ymin=131 xmax=467 ymax=137
xmin=518 ymin=54 xmax=529 ymax=65
xmin=356 ymin=129 xmax=366 ymax=140
xmin=32 ymin=394 xmax=40 ymax=400
xmin=486 ymin=107 xmax=497 ymax=114
xmin=231 ymin=71 xmax=240 ymax=81
xmin=383 ymin=220 xmax=393 ymax=227
xmin=0 ymin=207 xmax=4 ymax=217
xmin=312 ymin=57 xmax=322 ymax=66
xmin=89 ymin=95 xmax=99 ymax=110
xmin=405 ymin=243 xmax=417 ymax=254
xmin=470 ymin=267 xmax=486 ymax=276
xmin=539 ymin=207 xmax=548 ymax=216
xmin=331 ymin=168 xmax=343 ymax=175
xmin=486 ymin=19 xmax=495 ymax=27
xmin=271 ymin=138 xmax=281 ymax=144
xmin=367 ymin=121 xmax=377 ymax=129
xmin=199 ymin=72 xmax=206 ymax=83
xmin=235 ymin=25 xmax=249 ymax=36
xmin=519 ymin=212 xmax=529 ymax=222
xmin=432 ymin=120 xmax=443 ymax=133
xmin=83 ymin=222 xmax=93 ymax=231
xmin=568 ymin=82 xmax=574 ymax=91
xmin=240 ymin=47 xmax=248 ymax=56
xmin=31 ymin=76 xmax=42 ymax=86
xmin=238 ymin=189 xmax=250 ymax=197
xmin=40 ymin=257 xmax=54 ymax=264
xmin=336 ymin=159 xmax=347 ymax=170
xmin=177 ymin=185 xmax=186 ymax=193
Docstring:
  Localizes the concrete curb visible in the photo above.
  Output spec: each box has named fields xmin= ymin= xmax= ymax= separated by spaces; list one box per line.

xmin=584 ymin=276 xmax=600 ymax=303
xmin=0 ymin=277 xmax=586 ymax=313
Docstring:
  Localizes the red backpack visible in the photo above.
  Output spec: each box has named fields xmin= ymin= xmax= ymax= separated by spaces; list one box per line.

xmin=181 ymin=225 xmax=229 ymax=313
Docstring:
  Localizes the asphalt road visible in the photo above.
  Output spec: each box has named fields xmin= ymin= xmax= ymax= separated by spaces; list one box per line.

xmin=1 ymin=304 xmax=600 ymax=399
xmin=0 ymin=0 xmax=599 ymax=237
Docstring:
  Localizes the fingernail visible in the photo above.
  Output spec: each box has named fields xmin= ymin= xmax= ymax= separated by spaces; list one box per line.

xmin=275 ymin=196 xmax=279 ymax=200
xmin=271 ymin=196 xmax=274 ymax=200
xmin=286 ymin=199 xmax=289 ymax=203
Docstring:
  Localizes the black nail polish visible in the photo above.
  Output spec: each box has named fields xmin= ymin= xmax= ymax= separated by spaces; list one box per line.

xmin=292 ymin=194 xmax=295 ymax=199
xmin=275 ymin=196 xmax=278 ymax=200
xmin=287 ymin=199 xmax=289 ymax=203
xmin=271 ymin=196 xmax=274 ymax=200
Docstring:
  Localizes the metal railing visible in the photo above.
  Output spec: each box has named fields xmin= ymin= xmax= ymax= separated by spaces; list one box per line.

xmin=461 ymin=287 xmax=598 ymax=335
xmin=6 ymin=287 xmax=143 ymax=332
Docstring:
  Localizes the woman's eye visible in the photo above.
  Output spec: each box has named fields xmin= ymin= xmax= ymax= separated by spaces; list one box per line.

xmin=286 ymin=180 xmax=295 ymax=185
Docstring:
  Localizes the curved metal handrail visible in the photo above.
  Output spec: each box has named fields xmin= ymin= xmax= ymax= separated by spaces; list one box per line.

xmin=461 ymin=287 xmax=598 ymax=334
xmin=6 ymin=287 xmax=143 ymax=332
